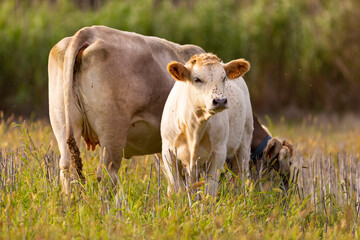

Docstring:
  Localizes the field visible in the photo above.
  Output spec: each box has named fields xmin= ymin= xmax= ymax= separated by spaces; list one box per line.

xmin=1 ymin=114 xmax=360 ymax=239
xmin=1 ymin=0 xmax=359 ymax=239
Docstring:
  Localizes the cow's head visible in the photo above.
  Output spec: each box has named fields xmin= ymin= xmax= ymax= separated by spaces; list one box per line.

xmin=167 ymin=53 xmax=250 ymax=118
xmin=263 ymin=137 xmax=294 ymax=190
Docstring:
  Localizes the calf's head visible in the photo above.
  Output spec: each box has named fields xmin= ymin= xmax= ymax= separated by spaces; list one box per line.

xmin=167 ymin=53 xmax=250 ymax=117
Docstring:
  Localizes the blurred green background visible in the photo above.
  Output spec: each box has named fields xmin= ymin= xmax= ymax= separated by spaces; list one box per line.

xmin=1 ymin=0 xmax=359 ymax=117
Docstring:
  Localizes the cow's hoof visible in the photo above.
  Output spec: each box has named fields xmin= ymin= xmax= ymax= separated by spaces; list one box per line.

xmin=60 ymin=169 xmax=71 ymax=194
xmin=204 ymin=179 xmax=218 ymax=197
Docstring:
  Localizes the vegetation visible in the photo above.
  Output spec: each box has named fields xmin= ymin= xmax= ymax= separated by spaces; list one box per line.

xmin=1 ymin=114 xmax=360 ymax=239
xmin=1 ymin=0 xmax=360 ymax=115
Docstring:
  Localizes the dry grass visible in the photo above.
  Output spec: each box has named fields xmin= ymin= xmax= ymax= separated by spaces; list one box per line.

xmin=1 ymin=113 xmax=360 ymax=238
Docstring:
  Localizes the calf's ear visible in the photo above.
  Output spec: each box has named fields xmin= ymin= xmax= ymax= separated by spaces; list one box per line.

xmin=167 ymin=61 xmax=190 ymax=81
xmin=223 ymin=59 xmax=250 ymax=79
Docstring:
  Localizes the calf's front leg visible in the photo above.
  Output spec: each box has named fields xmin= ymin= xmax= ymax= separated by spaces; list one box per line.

xmin=204 ymin=151 xmax=226 ymax=196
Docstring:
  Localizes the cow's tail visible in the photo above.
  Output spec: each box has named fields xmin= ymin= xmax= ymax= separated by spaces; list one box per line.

xmin=63 ymin=28 xmax=90 ymax=183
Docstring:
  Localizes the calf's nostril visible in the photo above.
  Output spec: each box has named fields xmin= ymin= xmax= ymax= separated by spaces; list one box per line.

xmin=217 ymin=98 xmax=227 ymax=104
xmin=213 ymin=99 xmax=218 ymax=105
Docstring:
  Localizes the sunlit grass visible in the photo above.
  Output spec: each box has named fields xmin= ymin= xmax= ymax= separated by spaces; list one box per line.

xmin=1 ymin=114 xmax=360 ymax=238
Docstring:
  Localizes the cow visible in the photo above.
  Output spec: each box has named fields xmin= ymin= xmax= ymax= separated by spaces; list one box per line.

xmin=160 ymin=53 xmax=253 ymax=196
xmin=249 ymin=118 xmax=294 ymax=189
xmin=48 ymin=25 xmax=292 ymax=194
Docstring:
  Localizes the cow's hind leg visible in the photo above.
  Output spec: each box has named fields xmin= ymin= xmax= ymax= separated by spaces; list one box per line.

xmin=51 ymin=113 xmax=82 ymax=194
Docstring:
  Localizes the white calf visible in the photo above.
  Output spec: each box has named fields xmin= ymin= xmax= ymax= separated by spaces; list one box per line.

xmin=161 ymin=53 xmax=253 ymax=196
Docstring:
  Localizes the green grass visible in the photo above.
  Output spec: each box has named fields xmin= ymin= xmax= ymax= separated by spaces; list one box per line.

xmin=1 ymin=114 xmax=360 ymax=239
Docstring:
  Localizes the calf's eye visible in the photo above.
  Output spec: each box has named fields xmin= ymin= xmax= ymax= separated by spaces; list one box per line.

xmin=194 ymin=77 xmax=203 ymax=83
xmin=223 ymin=76 xmax=226 ymax=82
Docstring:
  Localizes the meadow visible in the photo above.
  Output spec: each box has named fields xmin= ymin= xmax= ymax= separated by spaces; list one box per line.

xmin=1 ymin=113 xmax=360 ymax=239
xmin=1 ymin=0 xmax=360 ymax=238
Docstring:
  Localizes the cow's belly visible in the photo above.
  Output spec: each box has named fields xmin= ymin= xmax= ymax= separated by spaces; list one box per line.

xmin=124 ymin=117 xmax=162 ymax=158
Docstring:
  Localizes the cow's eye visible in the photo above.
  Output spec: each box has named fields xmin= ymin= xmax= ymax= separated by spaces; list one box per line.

xmin=194 ymin=77 xmax=203 ymax=83
xmin=222 ymin=76 xmax=226 ymax=82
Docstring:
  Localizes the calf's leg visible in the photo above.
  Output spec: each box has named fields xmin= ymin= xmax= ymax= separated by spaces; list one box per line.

xmin=205 ymin=151 xmax=226 ymax=196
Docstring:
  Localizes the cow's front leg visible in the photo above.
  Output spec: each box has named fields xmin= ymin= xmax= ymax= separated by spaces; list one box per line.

xmin=97 ymin=144 xmax=124 ymax=189
xmin=96 ymin=124 xmax=129 ymax=190
xmin=205 ymin=151 xmax=226 ymax=196
xmin=93 ymin=112 xmax=131 ymax=188
xmin=161 ymin=150 xmax=178 ymax=195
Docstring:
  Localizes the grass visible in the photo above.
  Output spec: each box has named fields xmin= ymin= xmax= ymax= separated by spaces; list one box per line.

xmin=1 ymin=113 xmax=360 ymax=239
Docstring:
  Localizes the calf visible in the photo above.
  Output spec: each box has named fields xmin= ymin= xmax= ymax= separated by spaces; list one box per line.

xmin=161 ymin=53 xmax=253 ymax=196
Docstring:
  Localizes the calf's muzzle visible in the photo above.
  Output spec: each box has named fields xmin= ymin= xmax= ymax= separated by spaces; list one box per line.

xmin=212 ymin=97 xmax=228 ymax=110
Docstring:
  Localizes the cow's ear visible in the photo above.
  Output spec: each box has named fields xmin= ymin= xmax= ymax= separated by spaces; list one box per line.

xmin=167 ymin=61 xmax=189 ymax=81
xmin=223 ymin=59 xmax=250 ymax=79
